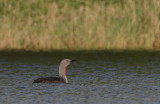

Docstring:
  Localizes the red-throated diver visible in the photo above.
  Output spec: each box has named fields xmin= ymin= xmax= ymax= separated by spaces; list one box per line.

xmin=33 ymin=59 xmax=76 ymax=83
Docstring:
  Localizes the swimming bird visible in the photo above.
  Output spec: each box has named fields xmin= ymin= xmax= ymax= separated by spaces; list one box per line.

xmin=33 ymin=59 xmax=76 ymax=84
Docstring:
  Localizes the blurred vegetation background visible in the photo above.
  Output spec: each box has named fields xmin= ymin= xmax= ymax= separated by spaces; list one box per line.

xmin=0 ymin=0 xmax=160 ymax=50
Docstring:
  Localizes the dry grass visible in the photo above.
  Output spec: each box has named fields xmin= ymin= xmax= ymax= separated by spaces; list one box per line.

xmin=0 ymin=0 xmax=160 ymax=50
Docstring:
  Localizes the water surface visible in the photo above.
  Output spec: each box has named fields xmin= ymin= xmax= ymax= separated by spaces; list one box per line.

xmin=0 ymin=50 xmax=160 ymax=104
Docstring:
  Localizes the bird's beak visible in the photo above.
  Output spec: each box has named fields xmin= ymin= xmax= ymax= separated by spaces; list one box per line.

xmin=71 ymin=60 xmax=76 ymax=62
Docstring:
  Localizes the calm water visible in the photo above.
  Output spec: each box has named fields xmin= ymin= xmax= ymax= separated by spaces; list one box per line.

xmin=0 ymin=50 xmax=160 ymax=104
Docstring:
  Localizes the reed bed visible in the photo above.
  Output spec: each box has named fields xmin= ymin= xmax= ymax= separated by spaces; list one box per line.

xmin=0 ymin=0 xmax=160 ymax=50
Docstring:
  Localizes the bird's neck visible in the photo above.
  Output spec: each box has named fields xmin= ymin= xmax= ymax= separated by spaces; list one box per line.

xmin=59 ymin=66 xmax=68 ymax=83
xmin=62 ymin=76 xmax=68 ymax=83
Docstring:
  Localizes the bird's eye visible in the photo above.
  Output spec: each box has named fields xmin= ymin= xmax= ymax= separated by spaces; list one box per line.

xmin=67 ymin=60 xmax=70 ymax=62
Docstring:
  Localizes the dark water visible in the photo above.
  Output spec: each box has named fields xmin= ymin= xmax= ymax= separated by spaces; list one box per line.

xmin=0 ymin=50 xmax=160 ymax=104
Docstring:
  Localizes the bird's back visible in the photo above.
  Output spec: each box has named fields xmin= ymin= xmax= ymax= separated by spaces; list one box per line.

xmin=33 ymin=77 xmax=65 ymax=83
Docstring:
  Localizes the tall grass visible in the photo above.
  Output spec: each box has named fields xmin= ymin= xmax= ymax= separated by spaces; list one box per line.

xmin=0 ymin=0 xmax=160 ymax=50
